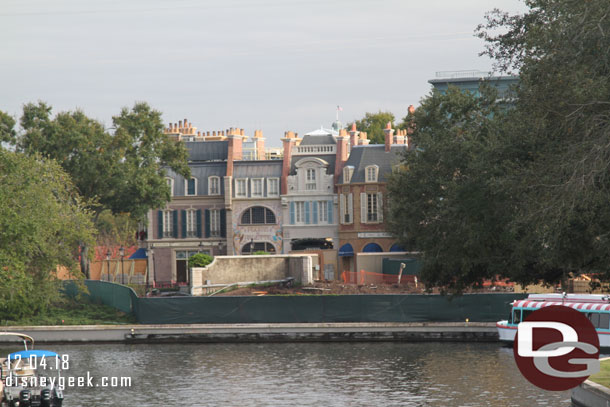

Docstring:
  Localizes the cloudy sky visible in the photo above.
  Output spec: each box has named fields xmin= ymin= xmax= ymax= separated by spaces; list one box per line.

xmin=1 ymin=0 xmax=526 ymax=147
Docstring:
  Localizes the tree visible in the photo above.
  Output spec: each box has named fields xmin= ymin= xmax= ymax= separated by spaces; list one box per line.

xmin=346 ymin=111 xmax=395 ymax=144
xmin=0 ymin=149 xmax=95 ymax=319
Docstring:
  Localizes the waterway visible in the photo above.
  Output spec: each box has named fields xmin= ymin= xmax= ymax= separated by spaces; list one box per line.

xmin=2 ymin=342 xmax=572 ymax=406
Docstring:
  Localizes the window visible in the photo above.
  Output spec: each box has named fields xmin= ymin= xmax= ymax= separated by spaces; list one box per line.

xmin=251 ymin=178 xmax=263 ymax=197
xmin=208 ymin=176 xmax=220 ymax=195
xmin=319 ymin=201 xmax=328 ymax=223
xmin=241 ymin=242 xmax=276 ymax=254
xmin=241 ymin=206 xmax=276 ymax=225
xmin=340 ymin=194 xmax=353 ymax=224
xmin=210 ymin=210 xmax=221 ymax=237
xmin=267 ymin=178 xmax=279 ymax=197
xmin=367 ymin=193 xmax=378 ymax=222
xmin=163 ymin=210 xmax=173 ymax=238
xmin=343 ymin=166 xmax=354 ymax=184
xmin=235 ymin=179 xmax=247 ymax=198
xmin=185 ymin=209 xmax=197 ymax=237
xmin=306 ymin=168 xmax=316 ymax=190
xmin=186 ymin=178 xmax=197 ymax=196
xmin=295 ymin=202 xmax=305 ymax=223
xmin=588 ymin=312 xmax=610 ymax=329
xmin=365 ymin=165 xmax=378 ymax=182
xmin=166 ymin=178 xmax=174 ymax=196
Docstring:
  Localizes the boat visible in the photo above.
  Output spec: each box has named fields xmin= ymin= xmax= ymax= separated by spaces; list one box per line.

xmin=0 ymin=333 xmax=64 ymax=407
xmin=496 ymin=293 xmax=610 ymax=348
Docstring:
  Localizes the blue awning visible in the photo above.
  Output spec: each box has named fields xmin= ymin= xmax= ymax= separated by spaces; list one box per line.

xmin=129 ymin=248 xmax=148 ymax=259
xmin=390 ymin=243 xmax=406 ymax=252
xmin=363 ymin=243 xmax=383 ymax=253
xmin=338 ymin=243 xmax=354 ymax=257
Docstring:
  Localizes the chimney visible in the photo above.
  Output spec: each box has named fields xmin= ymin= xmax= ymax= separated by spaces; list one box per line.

xmin=359 ymin=131 xmax=370 ymax=146
xmin=226 ymin=130 xmax=243 ymax=177
xmin=254 ymin=130 xmax=265 ymax=160
xmin=395 ymin=129 xmax=406 ymax=145
xmin=384 ymin=122 xmax=394 ymax=152
xmin=335 ymin=129 xmax=349 ymax=184
xmin=349 ymin=123 xmax=359 ymax=148
xmin=281 ymin=131 xmax=296 ymax=194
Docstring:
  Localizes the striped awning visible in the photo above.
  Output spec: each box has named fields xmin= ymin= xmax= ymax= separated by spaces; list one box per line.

xmin=513 ymin=300 xmax=610 ymax=311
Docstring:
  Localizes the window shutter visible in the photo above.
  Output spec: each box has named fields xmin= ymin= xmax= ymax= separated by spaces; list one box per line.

xmin=347 ymin=193 xmax=353 ymax=224
xmin=377 ymin=192 xmax=383 ymax=222
xmin=327 ymin=200 xmax=333 ymax=224
xmin=312 ymin=201 xmax=318 ymax=224
xmin=220 ymin=209 xmax=227 ymax=238
xmin=290 ymin=202 xmax=295 ymax=225
xmin=305 ymin=201 xmax=310 ymax=224
xmin=339 ymin=195 xmax=345 ymax=224
xmin=181 ymin=210 xmax=187 ymax=238
xmin=360 ymin=193 xmax=367 ymax=224
xmin=158 ymin=210 xmax=163 ymax=238
xmin=196 ymin=209 xmax=202 ymax=238
xmin=172 ymin=210 xmax=178 ymax=238
xmin=204 ymin=209 xmax=210 ymax=238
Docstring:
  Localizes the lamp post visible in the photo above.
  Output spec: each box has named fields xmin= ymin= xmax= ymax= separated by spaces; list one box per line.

xmin=149 ymin=246 xmax=155 ymax=289
xmin=106 ymin=250 xmax=111 ymax=281
xmin=119 ymin=246 xmax=125 ymax=285
xmin=199 ymin=241 xmax=204 ymax=253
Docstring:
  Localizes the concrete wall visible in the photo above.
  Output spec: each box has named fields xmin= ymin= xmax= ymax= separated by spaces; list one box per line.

xmin=191 ymin=254 xmax=313 ymax=295
xmin=356 ymin=252 xmax=413 ymax=274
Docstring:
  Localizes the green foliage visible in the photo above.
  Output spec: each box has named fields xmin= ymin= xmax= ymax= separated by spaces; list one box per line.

xmin=252 ymin=251 xmax=270 ymax=255
xmin=0 ymin=150 xmax=95 ymax=319
xmin=188 ymin=253 xmax=214 ymax=268
xmin=0 ymin=111 xmax=16 ymax=143
xmin=96 ymin=210 xmax=137 ymax=247
xmin=346 ymin=111 xmax=395 ymax=144
xmin=389 ymin=0 xmax=610 ymax=290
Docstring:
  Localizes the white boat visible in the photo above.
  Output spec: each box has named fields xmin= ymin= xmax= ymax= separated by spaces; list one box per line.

xmin=496 ymin=293 xmax=610 ymax=348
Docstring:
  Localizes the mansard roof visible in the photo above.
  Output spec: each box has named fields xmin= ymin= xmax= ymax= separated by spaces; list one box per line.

xmin=186 ymin=140 xmax=228 ymax=162
xmin=234 ymin=160 xmax=282 ymax=178
xmin=299 ymin=134 xmax=336 ymax=146
xmin=342 ymin=144 xmax=407 ymax=183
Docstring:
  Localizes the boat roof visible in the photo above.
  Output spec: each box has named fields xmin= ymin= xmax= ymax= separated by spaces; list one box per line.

xmin=527 ymin=293 xmax=610 ymax=302
xmin=8 ymin=350 xmax=58 ymax=361
xmin=514 ymin=299 xmax=610 ymax=311
xmin=0 ymin=332 xmax=35 ymax=348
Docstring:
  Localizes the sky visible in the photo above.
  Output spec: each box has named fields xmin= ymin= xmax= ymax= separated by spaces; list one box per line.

xmin=1 ymin=0 xmax=527 ymax=147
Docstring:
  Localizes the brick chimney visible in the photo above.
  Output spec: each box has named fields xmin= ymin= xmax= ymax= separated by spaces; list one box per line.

xmin=359 ymin=131 xmax=370 ymax=146
xmin=226 ymin=128 xmax=243 ymax=177
xmin=384 ymin=122 xmax=394 ymax=152
xmin=395 ymin=129 xmax=406 ymax=145
xmin=254 ymin=130 xmax=265 ymax=160
xmin=349 ymin=123 xmax=359 ymax=148
xmin=281 ymin=131 xmax=296 ymax=194
xmin=335 ymin=129 xmax=349 ymax=183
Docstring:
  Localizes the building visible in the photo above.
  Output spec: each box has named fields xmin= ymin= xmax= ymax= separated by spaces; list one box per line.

xmin=428 ymin=70 xmax=518 ymax=100
xmin=336 ymin=122 xmax=409 ymax=279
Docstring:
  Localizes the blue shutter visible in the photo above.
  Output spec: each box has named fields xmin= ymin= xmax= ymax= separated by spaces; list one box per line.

xmin=290 ymin=202 xmax=295 ymax=225
xmin=305 ymin=201 xmax=310 ymax=224
xmin=312 ymin=201 xmax=318 ymax=224
xmin=220 ymin=209 xmax=227 ymax=238
xmin=327 ymin=200 xmax=333 ymax=224
xmin=196 ymin=209 xmax=202 ymax=238
xmin=181 ymin=210 xmax=187 ymax=238
xmin=204 ymin=209 xmax=210 ymax=238
xmin=172 ymin=210 xmax=178 ymax=238
xmin=158 ymin=211 xmax=163 ymax=238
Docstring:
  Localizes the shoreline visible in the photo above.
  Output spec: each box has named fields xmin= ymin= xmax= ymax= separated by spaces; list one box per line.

xmin=0 ymin=322 xmax=498 ymax=344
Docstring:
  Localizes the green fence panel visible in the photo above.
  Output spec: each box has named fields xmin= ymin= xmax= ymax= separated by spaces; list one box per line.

xmin=381 ymin=258 xmax=422 ymax=276
xmin=82 ymin=280 xmax=137 ymax=314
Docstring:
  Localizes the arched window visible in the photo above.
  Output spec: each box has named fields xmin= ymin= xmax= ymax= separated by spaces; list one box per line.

xmin=365 ymin=165 xmax=379 ymax=182
xmin=185 ymin=177 xmax=197 ymax=195
xmin=241 ymin=206 xmax=276 ymax=225
xmin=208 ymin=176 xmax=220 ymax=195
xmin=241 ymin=242 xmax=276 ymax=254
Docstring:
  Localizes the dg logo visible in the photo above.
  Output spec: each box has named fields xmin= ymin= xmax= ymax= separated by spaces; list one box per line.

xmin=514 ymin=305 xmax=600 ymax=391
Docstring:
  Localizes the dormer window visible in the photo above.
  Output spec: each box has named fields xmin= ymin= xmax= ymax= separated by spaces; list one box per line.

xmin=306 ymin=168 xmax=316 ymax=190
xmin=166 ymin=177 xmax=174 ymax=196
xmin=365 ymin=165 xmax=379 ymax=183
xmin=343 ymin=166 xmax=354 ymax=184
xmin=186 ymin=178 xmax=197 ymax=195
xmin=208 ymin=176 xmax=220 ymax=195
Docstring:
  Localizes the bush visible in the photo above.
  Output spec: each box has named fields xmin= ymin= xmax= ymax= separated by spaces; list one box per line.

xmin=189 ymin=253 xmax=214 ymax=268
xmin=253 ymin=251 xmax=270 ymax=255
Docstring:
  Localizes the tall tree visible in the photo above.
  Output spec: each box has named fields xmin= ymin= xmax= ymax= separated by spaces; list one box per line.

xmin=0 ymin=149 xmax=95 ymax=318
xmin=346 ymin=111 xmax=396 ymax=144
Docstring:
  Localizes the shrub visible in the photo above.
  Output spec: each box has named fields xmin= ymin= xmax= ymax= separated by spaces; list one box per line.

xmin=189 ymin=253 xmax=214 ymax=268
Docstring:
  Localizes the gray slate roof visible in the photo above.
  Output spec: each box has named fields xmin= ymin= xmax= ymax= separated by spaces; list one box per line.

xmin=186 ymin=141 xmax=228 ymax=162
xmin=166 ymin=162 xmax=227 ymax=196
xmin=234 ymin=160 xmax=283 ymax=178
xmin=342 ymin=145 xmax=407 ymax=183
xmin=299 ymin=134 xmax=336 ymax=146
xmin=290 ymin=154 xmax=336 ymax=176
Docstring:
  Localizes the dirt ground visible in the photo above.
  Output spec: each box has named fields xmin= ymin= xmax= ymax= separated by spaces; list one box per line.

xmin=213 ymin=280 xmax=514 ymax=296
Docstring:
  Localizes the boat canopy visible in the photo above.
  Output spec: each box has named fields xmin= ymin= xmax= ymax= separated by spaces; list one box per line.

xmin=8 ymin=350 xmax=58 ymax=361
xmin=0 ymin=332 xmax=35 ymax=349
xmin=513 ymin=300 xmax=610 ymax=311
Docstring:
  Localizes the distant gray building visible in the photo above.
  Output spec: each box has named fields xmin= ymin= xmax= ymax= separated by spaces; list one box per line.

xmin=428 ymin=70 xmax=518 ymax=100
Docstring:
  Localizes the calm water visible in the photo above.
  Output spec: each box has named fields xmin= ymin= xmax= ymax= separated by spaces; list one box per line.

xmin=1 ymin=342 xmax=572 ymax=406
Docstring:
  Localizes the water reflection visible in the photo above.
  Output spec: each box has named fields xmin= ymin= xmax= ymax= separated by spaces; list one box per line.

xmin=1 ymin=342 xmax=572 ymax=406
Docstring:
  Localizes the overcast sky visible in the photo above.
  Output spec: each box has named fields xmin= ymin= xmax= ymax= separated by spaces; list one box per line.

xmin=1 ymin=0 xmax=527 ymax=147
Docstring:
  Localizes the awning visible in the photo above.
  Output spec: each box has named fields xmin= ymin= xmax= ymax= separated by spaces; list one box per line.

xmin=389 ymin=243 xmax=406 ymax=252
xmin=338 ymin=243 xmax=354 ymax=257
xmin=129 ymin=248 xmax=148 ymax=259
xmin=363 ymin=243 xmax=383 ymax=253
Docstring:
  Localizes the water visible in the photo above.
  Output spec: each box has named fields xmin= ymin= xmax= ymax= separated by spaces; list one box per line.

xmin=1 ymin=342 xmax=572 ymax=406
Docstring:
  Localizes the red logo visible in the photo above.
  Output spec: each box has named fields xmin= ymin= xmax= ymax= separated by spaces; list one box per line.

xmin=514 ymin=306 xmax=600 ymax=391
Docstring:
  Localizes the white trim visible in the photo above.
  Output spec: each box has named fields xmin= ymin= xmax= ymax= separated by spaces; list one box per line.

xmin=343 ymin=166 xmax=354 ymax=184
xmin=165 ymin=177 xmax=174 ymax=196
xmin=235 ymin=178 xmax=248 ymax=198
xmin=208 ymin=176 xmax=220 ymax=195
xmin=365 ymin=165 xmax=379 ymax=183
xmin=185 ymin=177 xmax=197 ymax=196
xmin=267 ymin=177 xmax=280 ymax=197
xmin=251 ymin=178 xmax=264 ymax=198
